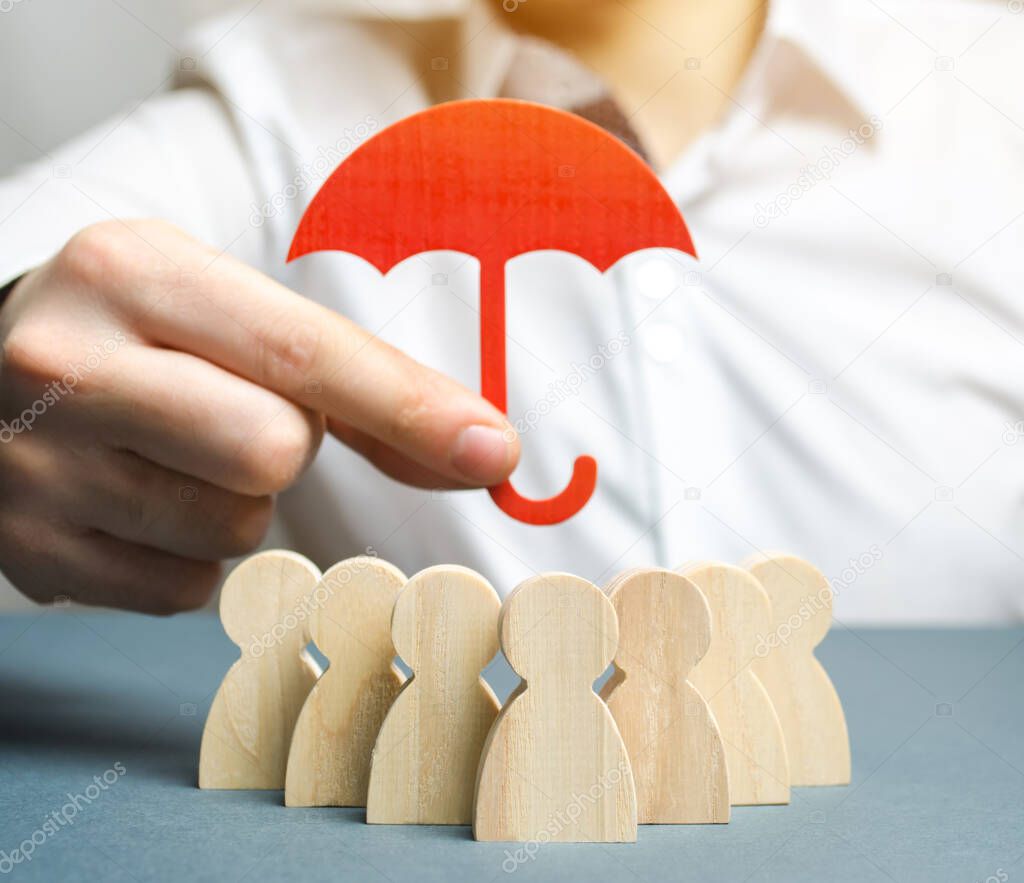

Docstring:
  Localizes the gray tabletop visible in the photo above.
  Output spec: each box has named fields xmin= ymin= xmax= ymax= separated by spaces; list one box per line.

xmin=0 ymin=611 xmax=1021 ymax=882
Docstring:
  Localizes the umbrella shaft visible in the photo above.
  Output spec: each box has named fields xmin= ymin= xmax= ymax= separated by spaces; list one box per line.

xmin=480 ymin=259 xmax=507 ymax=414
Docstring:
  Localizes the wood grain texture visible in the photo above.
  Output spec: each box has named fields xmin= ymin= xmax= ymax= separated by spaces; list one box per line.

xmin=683 ymin=561 xmax=790 ymax=806
xmin=474 ymin=572 xmax=637 ymax=842
xmin=745 ymin=553 xmax=851 ymax=787
xmin=285 ymin=557 xmax=407 ymax=807
xmin=199 ymin=551 xmax=322 ymax=790
xmin=600 ymin=568 xmax=730 ymax=824
xmin=366 ymin=565 xmax=501 ymax=824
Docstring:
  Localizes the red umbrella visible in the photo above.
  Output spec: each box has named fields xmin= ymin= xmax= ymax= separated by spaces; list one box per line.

xmin=289 ymin=99 xmax=695 ymax=525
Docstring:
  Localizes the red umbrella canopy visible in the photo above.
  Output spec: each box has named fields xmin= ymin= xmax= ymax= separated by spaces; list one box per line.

xmin=289 ymin=99 xmax=696 ymax=527
xmin=289 ymin=98 xmax=694 ymax=268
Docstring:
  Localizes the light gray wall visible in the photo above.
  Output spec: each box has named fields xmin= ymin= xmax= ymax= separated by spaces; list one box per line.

xmin=0 ymin=0 xmax=243 ymax=175
xmin=0 ymin=1 xmax=240 ymax=610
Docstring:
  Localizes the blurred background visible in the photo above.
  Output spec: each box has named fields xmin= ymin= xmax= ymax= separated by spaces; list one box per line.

xmin=0 ymin=0 xmax=245 ymax=175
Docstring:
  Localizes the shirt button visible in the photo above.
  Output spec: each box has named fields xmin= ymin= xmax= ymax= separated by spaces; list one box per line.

xmin=641 ymin=322 xmax=684 ymax=363
xmin=634 ymin=257 xmax=678 ymax=299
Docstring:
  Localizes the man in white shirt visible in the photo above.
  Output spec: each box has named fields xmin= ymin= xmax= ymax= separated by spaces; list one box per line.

xmin=0 ymin=0 xmax=1021 ymax=622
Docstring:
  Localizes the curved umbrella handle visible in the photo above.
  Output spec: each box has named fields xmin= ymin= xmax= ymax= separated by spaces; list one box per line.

xmin=489 ymin=456 xmax=597 ymax=526
xmin=480 ymin=259 xmax=598 ymax=525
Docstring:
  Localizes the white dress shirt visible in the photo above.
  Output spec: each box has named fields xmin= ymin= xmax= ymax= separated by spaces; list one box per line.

xmin=1 ymin=0 xmax=1022 ymax=623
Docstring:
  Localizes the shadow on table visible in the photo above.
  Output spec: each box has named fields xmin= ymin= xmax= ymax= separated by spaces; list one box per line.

xmin=0 ymin=676 xmax=199 ymax=786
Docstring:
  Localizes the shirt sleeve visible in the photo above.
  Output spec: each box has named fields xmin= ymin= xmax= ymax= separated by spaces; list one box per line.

xmin=0 ymin=85 xmax=263 ymax=289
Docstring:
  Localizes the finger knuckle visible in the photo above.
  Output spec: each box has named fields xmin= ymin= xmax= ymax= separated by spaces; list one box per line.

xmin=217 ymin=495 xmax=274 ymax=557
xmin=0 ymin=439 xmax=54 ymax=509
xmin=1 ymin=320 xmax=67 ymax=387
xmin=388 ymin=371 xmax=443 ymax=446
xmin=55 ymin=222 xmax=136 ymax=289
xmin=241 ymin=411 xmax=321 ymax=493
xmin=255 ymin=315 xmax=323 ymax=388
xmin=127 ymin=217 xmax=182 ymax=241
xmin=146 ymin=561 xmax=221 ymax=615
xmin=119 ymin=492 xmax=149 ymax=539
xmin=110 ymin=453 xmax=162 ymax=533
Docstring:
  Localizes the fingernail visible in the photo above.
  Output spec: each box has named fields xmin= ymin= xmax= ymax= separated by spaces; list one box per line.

xmin=451 ymin=425 xmax=516 ymax=484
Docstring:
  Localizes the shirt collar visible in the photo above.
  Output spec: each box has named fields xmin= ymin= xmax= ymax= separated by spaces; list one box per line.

xmin=760 ymin=0 xmax=881 ymax=123
xmin=455 ymin=0 xmax=519 ymax=100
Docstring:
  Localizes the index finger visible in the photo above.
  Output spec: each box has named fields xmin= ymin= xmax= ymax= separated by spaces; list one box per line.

xmin=99 ymin=221 xmax=520 ymax=487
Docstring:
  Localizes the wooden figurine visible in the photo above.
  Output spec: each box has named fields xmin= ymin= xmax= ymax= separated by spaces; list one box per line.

xmin=746 ymin=553 xmax=851 ymax=786
xmin=683 ymin=561 xmax=790 ymax=805
xmin=366 ymin=565 xmax=501 ymax=824
xmin=600 ymin=568 xmax=730 ymax=824
xmin=285 ymin=557 xmax=407 ymax=807
xmin=199 ymin=551 xmax=322 ymax=789
xmin=475 ymin=572 xmax=638 ymax=842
